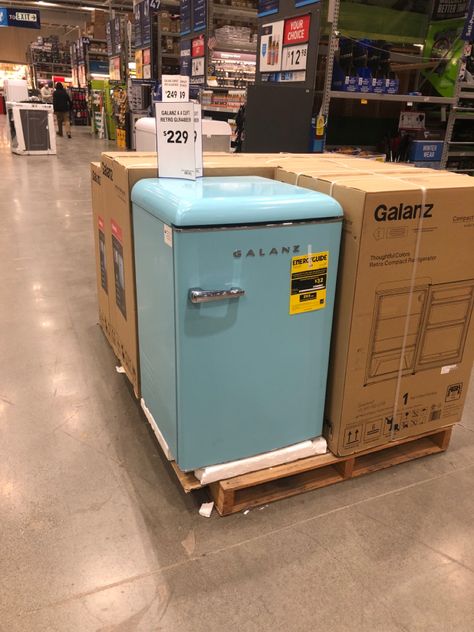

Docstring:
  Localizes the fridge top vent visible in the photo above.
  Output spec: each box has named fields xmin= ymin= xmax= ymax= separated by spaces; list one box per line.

xmin=131 ymin=176 xmax=343 ymax=227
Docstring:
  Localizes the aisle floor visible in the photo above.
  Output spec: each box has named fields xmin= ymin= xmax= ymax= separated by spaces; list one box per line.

xmin=1 ymin=119 xmax=474 ymax=632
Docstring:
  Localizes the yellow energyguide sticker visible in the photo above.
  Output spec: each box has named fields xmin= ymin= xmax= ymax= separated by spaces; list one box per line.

xmin=289 ymin=251 xmax=328 ymax=315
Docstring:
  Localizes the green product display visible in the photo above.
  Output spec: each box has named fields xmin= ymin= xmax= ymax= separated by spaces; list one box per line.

xmin=104 ymin=81 xmax=117 ymax=141
xmin=338 ymin=0 xmax=431 ymax=44
xmin=422 ymin=16 xmax=465 ymax=97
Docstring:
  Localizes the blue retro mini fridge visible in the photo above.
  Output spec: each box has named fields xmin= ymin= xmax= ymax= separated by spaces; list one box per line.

xmin=132 ymin=176 xmax=343 ymax=471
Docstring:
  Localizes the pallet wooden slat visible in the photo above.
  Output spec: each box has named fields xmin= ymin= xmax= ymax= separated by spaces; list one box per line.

xmin=168 ymin=426 xmax=454 ymax=515
xmin=208 ymin=426 xmax=453 ymax=516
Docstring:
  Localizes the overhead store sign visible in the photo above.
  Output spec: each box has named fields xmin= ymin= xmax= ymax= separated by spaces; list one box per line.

xmin=0 ymin=6 xmax=40 ymax=28
xmin=106 ymin=17 xmax=122 ymax=56
xmin=180 ymin=40 xmax=191 ymax=76
xmin=462 ymin=0 xmax=474 ymax=40
xmin=258 ymin=0 xmax=279 ymax=17
xmin=180 ymin=0 xmax=191 ymax=34
xmin=193 ymin=0 xmax=206 ymax=31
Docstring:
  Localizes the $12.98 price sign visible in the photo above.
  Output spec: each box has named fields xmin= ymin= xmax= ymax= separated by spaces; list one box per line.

xmin=281 ymin=43 xmax=308 ymax=72
xmin=155 ymin=102 xmax=202 ymax=180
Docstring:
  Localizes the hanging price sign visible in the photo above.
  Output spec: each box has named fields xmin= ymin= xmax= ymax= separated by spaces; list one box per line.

xmin=162 ymin=75 xmax=189 ymax=102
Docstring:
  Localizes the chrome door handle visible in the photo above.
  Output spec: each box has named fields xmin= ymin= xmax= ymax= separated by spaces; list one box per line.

xmin=189 ymin=287 xmax=245 ymax=304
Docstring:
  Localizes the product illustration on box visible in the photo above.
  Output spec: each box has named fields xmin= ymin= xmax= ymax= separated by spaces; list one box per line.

xmin=365 ymin=278 xmax=474 ymax=385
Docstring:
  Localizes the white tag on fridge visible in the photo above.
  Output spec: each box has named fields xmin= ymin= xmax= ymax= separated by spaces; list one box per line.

xmin=194 ymin=104 xmax=203 ymax=178
xmin=163 ymin=224 xmax=173 ymax=247
xmin=162 ymin=75 xmax=189 ymax=102
xmin=156 ymin=101 xmax=197 ymax=180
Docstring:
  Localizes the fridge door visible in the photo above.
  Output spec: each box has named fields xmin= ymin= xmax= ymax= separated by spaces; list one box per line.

xmin=415 ymin=279 xmax=474 ymax=370
xmin=365 ymin=285 xmax=429 ymax=384
xmin=174 ymin=220 xmax=341 ymax=470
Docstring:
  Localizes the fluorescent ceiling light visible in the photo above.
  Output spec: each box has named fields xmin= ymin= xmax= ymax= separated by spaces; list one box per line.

xmin=37 ymin=1 xmax=61 ymax=5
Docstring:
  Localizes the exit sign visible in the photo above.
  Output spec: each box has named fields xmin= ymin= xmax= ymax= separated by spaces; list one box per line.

xmin=0 ymin=7 xmax=41 ymax=28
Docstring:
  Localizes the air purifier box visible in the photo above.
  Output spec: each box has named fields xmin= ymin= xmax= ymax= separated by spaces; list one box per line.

xmin=306 ymin=172 xmax=474 ymax=455
xmin=90 ymin=162 xmax=115 ymax=348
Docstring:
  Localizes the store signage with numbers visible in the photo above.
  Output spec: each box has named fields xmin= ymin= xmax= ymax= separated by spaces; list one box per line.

xmin=180 ymin=0 xmax=191 ymax=34
xmin=155 ymin=99 xmax=203 ymax=180
xmin=192 ymin=57 xmax=205 ymax=79
xmin=193 ymin=0 xmax=206 ymax=31
xmin=281 ymin=14 xmax=310 ymax=72
xmin=162 ymin=75 xmax=190 ymax=102
xmin=0 ymin=6 xmax=40 ymax=28
xmin=258 ymin=0 xmax=279 ymax=17
xmin=260 ymin=14 xmax=310 ymax=81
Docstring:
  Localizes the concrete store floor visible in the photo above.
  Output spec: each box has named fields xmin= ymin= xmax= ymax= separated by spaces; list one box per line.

xmin=1 ymin=118 xmax=474 ymax=632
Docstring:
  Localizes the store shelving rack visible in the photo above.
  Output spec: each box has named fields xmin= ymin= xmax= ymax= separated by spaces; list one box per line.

xmin=87 ymin=38 xmax=109 ymax=81
xmin=318 ymin=0 xmax=469 ymax=164
xmin=27 ymin=44 xmax=72 ymax=89
xmin=442 ymin=58 xmax=474 ymax=174
xmin=180 ymin=0 xmax=258 ymax=118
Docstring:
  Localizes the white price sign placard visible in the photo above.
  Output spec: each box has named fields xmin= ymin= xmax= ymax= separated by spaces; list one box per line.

xmin=193 ymin=105 xmax=203 ymax=178
xmin=281 ymin=44 xmax=308 ymax=71
xmin=162 ymin=75 xmax=189 ymax=102
xmin=155 ymin=102 xmax=202 ymax=180
xmin=192 ymin=57 xmax=205 ymax=77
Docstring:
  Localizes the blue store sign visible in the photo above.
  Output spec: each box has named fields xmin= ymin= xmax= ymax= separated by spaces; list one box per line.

xmin=258 ymin=0 xmax=279 ymax=17
xmin=462 ymin=0 xmax=474 ymax=41
xmin=193 ymin=0 xmax=206 ymax=31
xmin=180 ymin=0 xmax=191 ymax=35
xmin=0 ymin=6 xmax=41 ymax=28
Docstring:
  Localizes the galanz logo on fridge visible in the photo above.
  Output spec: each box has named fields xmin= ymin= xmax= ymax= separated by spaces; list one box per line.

xmin=233 ymin=245 xmax=301 ymax=258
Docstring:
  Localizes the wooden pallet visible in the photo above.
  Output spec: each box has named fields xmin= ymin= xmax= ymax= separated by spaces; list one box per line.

xmin=171 ymin=426 xmax=453 ymax=516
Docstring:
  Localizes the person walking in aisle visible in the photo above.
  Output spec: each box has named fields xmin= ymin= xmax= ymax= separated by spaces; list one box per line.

xmin=53 ymin=82 xmax=72 ymax=138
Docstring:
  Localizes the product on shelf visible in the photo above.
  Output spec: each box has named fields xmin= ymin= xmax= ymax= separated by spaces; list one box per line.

xmin=332 ymin=38 xmax=399 ymax=95
xmin=208 ymin=51 xmax=256 ymax=88
xmin=214 ymin=25 xmax=257 ymax=51
xmin=201 ymin=88 xmax=246 ymax=110
xmin=70 ymin=87 xmax=90 ymax=126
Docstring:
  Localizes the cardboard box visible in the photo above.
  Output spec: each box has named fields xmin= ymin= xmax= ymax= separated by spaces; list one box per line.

xmin=275 ymin=164 xmax=437 ymax=190
xmin=90 ymin=162 xmax=114 ymax=347
xmin=99 ymin=154 xmax=159 ymax=397
xmin=97 ymin=152 xmax=281 ymax=397
xmin=294 ymin=171 xmax=474 ymax=455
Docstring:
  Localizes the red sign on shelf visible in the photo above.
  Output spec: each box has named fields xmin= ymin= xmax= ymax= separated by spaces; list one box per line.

xmin=192 ymin=35 xmax=205 ymax=58
xmin=283 ymin=14 xmax=310 ymax=46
